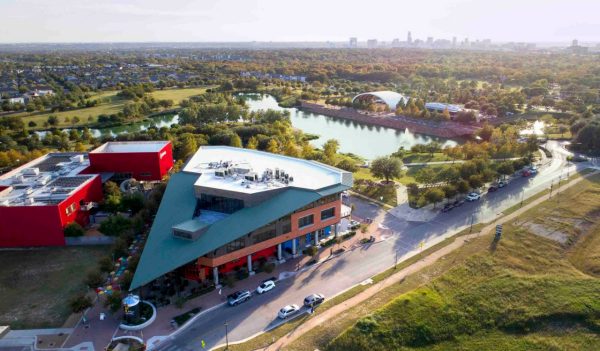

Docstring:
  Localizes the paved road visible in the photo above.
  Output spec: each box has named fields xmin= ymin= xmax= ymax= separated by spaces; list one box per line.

xmin=155 ymin=141 xmax=586 ymax=351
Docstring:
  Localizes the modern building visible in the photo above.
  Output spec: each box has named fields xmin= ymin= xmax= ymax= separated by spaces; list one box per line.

xmin=86 ymin=141 xmax=173 ymax=181
xmin=349 ymin=37 xmax=358 ymax=48
xmin=425 ymin=102 xmax=462 ymax=115
xmin=0 ymin=153 xmax=103 ymax=247
xmin=352 ymin=91 xmax=409 ymax=110
xmin=367 ymin=39 xmax=378 ymax=48
xmin=0 ymin=141 xmax=173 ymax=247
xmin=130 ymin=146 xmax=353 ymax=289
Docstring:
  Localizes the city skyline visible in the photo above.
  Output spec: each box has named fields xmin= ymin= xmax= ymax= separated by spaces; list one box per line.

xmin=0 ymin=0 xmax=598 ymax=43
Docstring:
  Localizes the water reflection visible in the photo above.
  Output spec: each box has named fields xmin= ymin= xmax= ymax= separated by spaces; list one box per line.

xmin=239 ymin=93 xmax=459 ymax=159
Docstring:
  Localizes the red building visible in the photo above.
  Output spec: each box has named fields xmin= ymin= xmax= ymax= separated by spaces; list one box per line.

xmin=87 ymin=141 xmax=173 ymax=181
xmin=0 ymin=141 xmax=174 ymax=248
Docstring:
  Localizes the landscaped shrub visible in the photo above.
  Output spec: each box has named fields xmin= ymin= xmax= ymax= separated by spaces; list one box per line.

xmin=69 ymin=294 xmax=93 ymax=313
xmin=104 ymin=291 xmax=123 ymax=312
xmin=64 ymin=222 xmax=84 ymax=237
xmin=84 ymin=269 xmax=104 ymax=288
xmin=98 ymin=256 xmax=114 ymax=272
xmin=263 ymin=262 xmax=275 ymax=273
xmin=224 ymin=274 xmax=236 ymax=288
xmin=342 ymin=231 xmax=357 ymax=240
xmin=303 ymin=246 xmax=318 ymax=257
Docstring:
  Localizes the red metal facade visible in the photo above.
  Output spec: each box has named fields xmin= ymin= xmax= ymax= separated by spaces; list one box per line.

xmin=88 ymin=142 xmax=173 ymax=181
xmin=0 ymin=175 xmax=103 ymax=247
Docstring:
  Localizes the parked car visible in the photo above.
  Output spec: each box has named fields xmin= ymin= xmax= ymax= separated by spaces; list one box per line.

xmin=488 ymin=185 xmax=498 ymax=193
xmin=522 ymin=170 xmax=532 ymax=177
xmin=452 ymin=199 xmax=465 ymax=207
xmin=256 ymin=280 xmax=276 ymax=294
xmin=530 ymin=166 xmax=538 ymax=175
xmin=278 ymin=304 xmax=300 ymax=319
xmin=498 ymin=181 xmax=507 ymax=188
xmin=441 ymin=203 xmax=454 ymax=213
xmin=465 ymin=192 xmax=481 ymax=202
xmin=349 ymin=220 xmax=360 ymax=229
xmin=227 ymin=290 xmax=251 ymax=306
xmin=304 ymin=293 xmax=325 ymax=307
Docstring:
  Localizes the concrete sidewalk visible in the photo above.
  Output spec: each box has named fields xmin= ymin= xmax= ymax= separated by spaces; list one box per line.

xmin=64 ymin=216 xmax=384 ymax=351
xmin=257 ymin=169 xmax=598 ymax=350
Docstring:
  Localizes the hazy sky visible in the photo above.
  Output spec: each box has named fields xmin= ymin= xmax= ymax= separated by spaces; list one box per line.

xmin=0 ymin=0 xmax=598 ymax=43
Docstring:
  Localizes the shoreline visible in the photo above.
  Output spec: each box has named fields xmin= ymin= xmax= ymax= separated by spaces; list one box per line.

xmin=298 ymin=101 xmax=480 ymax=139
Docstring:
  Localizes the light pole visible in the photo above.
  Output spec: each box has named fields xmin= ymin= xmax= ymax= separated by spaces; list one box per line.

xmin=224 ymin=321 xmax=229 ymax=350
xmin=469 ymin=212 xmax=475 ymax=233
xmin=394 ymin=250 xmax=398 ymax=269
xmin=520 ymin=189 xmax=525 ymax=208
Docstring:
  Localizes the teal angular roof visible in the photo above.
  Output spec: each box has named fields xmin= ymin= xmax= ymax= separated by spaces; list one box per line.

xmin=130 ymin=172 xmax=349 ymax=290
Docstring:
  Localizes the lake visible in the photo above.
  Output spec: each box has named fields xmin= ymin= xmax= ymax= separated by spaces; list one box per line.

xmin=239 ymin=93 xmax=459 ymax=159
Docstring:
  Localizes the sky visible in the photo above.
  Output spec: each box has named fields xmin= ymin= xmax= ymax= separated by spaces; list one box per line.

xmin=0 ymin=0 xmax=598 ymax=43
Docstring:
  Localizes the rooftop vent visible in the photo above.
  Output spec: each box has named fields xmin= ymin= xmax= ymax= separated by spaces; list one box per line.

xmin=23 ymin=168 xmax=40 ymax=176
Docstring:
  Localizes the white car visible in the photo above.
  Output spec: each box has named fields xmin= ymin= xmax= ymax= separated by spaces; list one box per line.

xmin=256 ymin=280 xmax=275 ymax=294
xmin=278 ymin=304 xmax=300 ymax=319
xmin=465 ymin=192 xmax=481 ymax=202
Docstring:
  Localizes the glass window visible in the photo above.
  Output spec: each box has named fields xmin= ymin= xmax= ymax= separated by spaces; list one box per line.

xmin=321 ymin=207 xmax=335 ymax=220
xmin=226 ymin=238 xmax=245 ymax=253
xmin=298 ymin=214 xmax=314 ymax=228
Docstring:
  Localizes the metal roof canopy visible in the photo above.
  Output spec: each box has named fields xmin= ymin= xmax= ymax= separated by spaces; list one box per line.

xmin=130 ymin=172 xmax=349 ymax=290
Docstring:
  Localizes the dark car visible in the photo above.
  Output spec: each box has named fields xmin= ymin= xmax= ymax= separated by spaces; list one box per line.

xmin=452 ymin=199 xmax=465 ymax=207
xmin=488 ymin=185 xmax=498 ymax=193
xmin=441 ymin=203 xmax=454 ymax=213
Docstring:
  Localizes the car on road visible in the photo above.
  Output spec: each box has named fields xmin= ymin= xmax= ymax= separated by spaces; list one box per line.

xmin=278 ymin=304 xmax=300 ymax=319
xmin=488 ymin=185 xmax=498 ymax=193
xmin=227 ymin=290 xmax=251 ymax=306
xmin=530 ymin=166 xmax=538 ymax=175
xmin=452 ymin=199 xmax=465 ymax=207
xmin=465 ymin=192 xmax=481 ymax=202
xmin=304 ymin=293 xmax=325 ymax=307
xmin=441 ymin=203 xmax=454 ymax=213
xmin=256 ymin=280 xmax=275 ymax=294
xmin=522 ymin=170 xmax=532 ymax=177
xmin=498 ymin=181 xmax=507 ymax=188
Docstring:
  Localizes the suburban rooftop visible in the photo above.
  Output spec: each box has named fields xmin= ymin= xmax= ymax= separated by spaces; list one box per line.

xmin=0 ymin=153 xmax=95 ymax=207
xmin=90 ymin=141 xmax=170 ymax=154
xmin=183 ymin=146 xmax=350 ymax=194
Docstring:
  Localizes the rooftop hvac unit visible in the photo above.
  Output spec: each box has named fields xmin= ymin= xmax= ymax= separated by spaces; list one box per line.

xmin=23 ymin=168 xmax=40 ymax=176
xmin=25 ymin=188 xmax=34 ymax=195
xmin=70 ymin=155 xmax=85 ymax=163
xmin=12 ymin=175 xmax=25 ymax=184
xmin=215 ymin=169 xmax=226 ymax=177
xmin=24 ymin=197 xmax=35 ymax=205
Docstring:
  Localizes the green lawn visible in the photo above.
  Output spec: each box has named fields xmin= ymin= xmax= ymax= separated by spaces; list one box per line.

xmin=149 ymin=87 xmax=210 ymax=104
xmin=326 ymin=174 xmax=600 ymax=351
xmin=0 ymin=245 xmax=110 ymax=329
xmin=16 ymin=87 xmax=210 ymax=130
xmin=401 ymin=152 xmax=452 ymax=164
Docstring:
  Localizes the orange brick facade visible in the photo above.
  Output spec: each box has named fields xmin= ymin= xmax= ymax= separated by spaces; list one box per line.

xmin=195 ymin=199 xmax=342 ymax=270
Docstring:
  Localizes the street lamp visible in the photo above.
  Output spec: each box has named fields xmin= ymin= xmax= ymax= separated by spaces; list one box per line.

xmin=469 ymin=212 xmax=475 ymax=233
xmin=520 ymin=189 xmax=525 ymax=208
xmin=224 ymin=321 xmax=229 ymax=350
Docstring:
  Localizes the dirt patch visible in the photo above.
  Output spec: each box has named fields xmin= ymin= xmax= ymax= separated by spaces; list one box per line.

xmin=522 ymin=221 xmax=569 ymax=244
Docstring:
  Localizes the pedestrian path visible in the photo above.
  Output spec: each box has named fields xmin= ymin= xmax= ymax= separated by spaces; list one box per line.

xmin=257 ymin=170 xmax=598 ymax=350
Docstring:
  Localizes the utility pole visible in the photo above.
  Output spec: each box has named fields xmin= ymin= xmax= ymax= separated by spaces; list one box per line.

xmin=394 ymin=250 xmax=398 ymax=269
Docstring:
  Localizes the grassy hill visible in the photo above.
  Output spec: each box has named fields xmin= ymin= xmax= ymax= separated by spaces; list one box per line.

xmin=326 ymin=175 xmax=600 ymax=351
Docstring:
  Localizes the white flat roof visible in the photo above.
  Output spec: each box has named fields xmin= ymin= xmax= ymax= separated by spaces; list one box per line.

xmin=183 ymin=146 xmax=346 ymax=194
xmin=0 ymin=153 xmax=95 ymax=206
xmin=91 ymin=141 xmax=169 ymax=154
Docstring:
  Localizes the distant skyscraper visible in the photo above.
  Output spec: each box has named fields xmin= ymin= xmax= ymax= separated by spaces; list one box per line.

xmin=572 ymin=39 xmax=579 ymax=47
xmin=426 ymin=37 xmax=434 ymax=46
xmin=367 ymin=39 xmax=378 ymax=48
xmin=452 ymin=36 xmax=457 ymax=47
xmin=407 ymin=31 xmax=413 ymax=44
xmin=392 ymin=38 xmax=400 ymax=47
xmin=349 ymin=37 xmax=358 ymax=48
